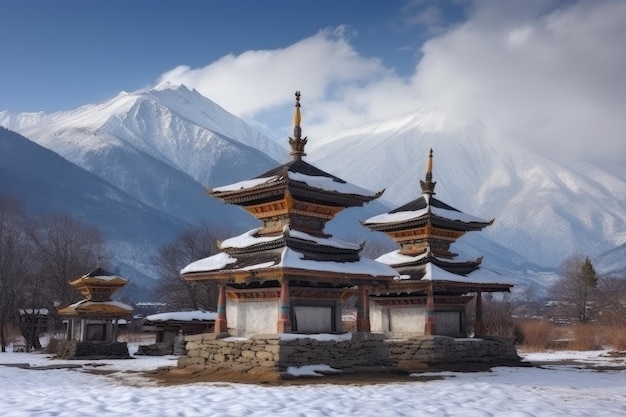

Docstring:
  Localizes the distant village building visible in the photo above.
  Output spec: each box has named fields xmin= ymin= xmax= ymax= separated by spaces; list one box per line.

xmin=137 ymin=310 xmax=216 ymax=355
xmin=56 ymin=267 xmax=132 ymax=359
xmin=363 ymin=150 xmax=513 ymax=338
xmin=180 ymin=92 xmax=398 ymax=337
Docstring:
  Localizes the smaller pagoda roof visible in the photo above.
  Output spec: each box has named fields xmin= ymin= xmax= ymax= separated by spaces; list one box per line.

xmin=57 ymin=300 xmax=133 ymax=318
xmin=374 ymin=249 xmax=512 ymax=289
xmin=69 ymin=267 xmax=128 ymax=287
xmin=364 ymin=194 xmax=492 ymax=229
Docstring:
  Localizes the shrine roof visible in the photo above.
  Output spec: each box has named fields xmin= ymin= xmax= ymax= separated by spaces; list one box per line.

xmin=211 ymin=159 xmax=380 ymax=199
xmin=144 ymin=310 xmax=217 ymax=323
xmin=70 ymin=267 xmax=128 ymax=286
xmin=57 ymin=300 xmax=133 ymax=317
xmin=363 ymin=194 xmax=492 ymax=226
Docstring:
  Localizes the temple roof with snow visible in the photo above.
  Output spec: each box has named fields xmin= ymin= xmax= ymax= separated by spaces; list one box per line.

xmin=364 ymin=149 xmax=512 ymax=292
xmin=182 ymin=91 xmax=397 ymax=286
xmin=57 ymin=267 xmax=133 ymax=318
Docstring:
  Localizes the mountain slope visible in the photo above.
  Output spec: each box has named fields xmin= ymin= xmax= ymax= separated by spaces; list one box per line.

xmin=307 ymin=109 xmax=626 ymax=273
xmin=0 ymin=127 xmax=192 ymax=294
xmin=0 ymin=84 xmax=287 ymax=224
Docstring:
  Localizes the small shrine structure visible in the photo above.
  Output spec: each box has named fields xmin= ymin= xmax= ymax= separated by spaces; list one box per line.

xmin=363 ymin=150 xmax=513 ymax=338
xmin=56 ymin=267 xmax=132 ymax=359
xmin=137 ymin=310 xmax=216 ymax=355
xmin=181 ymin=92 xmax=398 ymax=337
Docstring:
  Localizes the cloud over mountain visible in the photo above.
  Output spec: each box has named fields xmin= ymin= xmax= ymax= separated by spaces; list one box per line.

xmin=156 ymin=1 xmax=626 ymax=169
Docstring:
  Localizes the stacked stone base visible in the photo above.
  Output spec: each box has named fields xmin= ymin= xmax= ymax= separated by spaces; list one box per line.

xmin=56 ymin=341 xmax=130 ymax=359
xmin=178 ymin=333 xmax=520 ymax=376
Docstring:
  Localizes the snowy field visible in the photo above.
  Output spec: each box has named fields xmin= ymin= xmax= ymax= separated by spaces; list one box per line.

xmin=1 ymin=345 xmax=626 ymax=417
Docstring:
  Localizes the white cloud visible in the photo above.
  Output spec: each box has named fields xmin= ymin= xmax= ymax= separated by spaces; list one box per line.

xmin=411 ymin=0 xmax=626 ymax=165
xmin=158 ymin=0 xmax=626 ymax=167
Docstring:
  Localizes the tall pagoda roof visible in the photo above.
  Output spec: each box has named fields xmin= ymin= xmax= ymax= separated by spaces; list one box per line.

xmin=182 ymin=92 xmax=396 ymax=287
xmin=210 ymin=158 xmax=382 ymax=207
xmin=208 ymin=91 xmax=383 ymax=209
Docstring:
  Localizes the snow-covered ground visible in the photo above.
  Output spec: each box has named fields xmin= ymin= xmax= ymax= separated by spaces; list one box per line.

xmin=1 ymin=345 xmax=625 ymax=417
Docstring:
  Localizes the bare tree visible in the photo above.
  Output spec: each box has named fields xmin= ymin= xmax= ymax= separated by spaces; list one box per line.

xmin=550 ymin=253 xmax=598 ymax=322
xmin=0 ymin=198 xmax=31 ymax=351
xmin=27 ymin=214 xmax=108 ymax=309
xmin=154 ymin=224 xmax=226 ymax=311
xmin=596 ymin=275 xmax=626 ymax=325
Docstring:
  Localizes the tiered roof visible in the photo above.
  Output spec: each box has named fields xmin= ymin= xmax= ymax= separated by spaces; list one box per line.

xmin=364 ymin=150 xmax=511 ymax=290
xmin=57 ymin=267 xmax=133 ymax=318
xmin=181 ymin=92 xmax=397 ymax=286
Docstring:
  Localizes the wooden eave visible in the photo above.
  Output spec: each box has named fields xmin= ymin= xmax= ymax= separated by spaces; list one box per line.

xmin=371 ymin=279 xmax=512 ymax=296
xmin=182 ymin=265 xmax=394 ymax=287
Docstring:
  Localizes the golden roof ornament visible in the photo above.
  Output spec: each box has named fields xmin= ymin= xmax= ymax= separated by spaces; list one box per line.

xmin=289 ymin=91 xmax=308 ymax=160
xmin=420 ymin=148 xmax=437 ymax=195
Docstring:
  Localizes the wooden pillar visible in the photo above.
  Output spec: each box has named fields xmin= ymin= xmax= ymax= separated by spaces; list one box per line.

xmin=474 ymin=290 xmax=484 ymax=336
xmin=356 ymin=285 xmax=371 ymax=332
xmin=277 ymin=279 xmax=292 ymax=333
xmin=214 ymin=282 xmax=228 ymax=334
xmin=424 ymin=283 xmax=436 ymax=336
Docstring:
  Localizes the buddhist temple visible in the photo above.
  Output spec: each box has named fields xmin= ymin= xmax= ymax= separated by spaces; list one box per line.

xmin=56 ymin=267 xmax=132 ymax=358
xmin=363 ymin=149 xmax=513 ymax=338
xmin=181 ymin=91 xmax=398 ymax=337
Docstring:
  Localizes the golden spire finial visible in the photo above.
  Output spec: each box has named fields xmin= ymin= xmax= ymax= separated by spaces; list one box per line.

xmin=289 ymin=90 xmax=307 ymax=160
xmin=420 ymin=148 xmax=437 ymax=195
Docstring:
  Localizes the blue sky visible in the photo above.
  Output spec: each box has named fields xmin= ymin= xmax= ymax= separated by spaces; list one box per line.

xmin=2 ymin=0 xmax=462 ymax=112
xmin=2 ymin=0 xmax=626 ymax=167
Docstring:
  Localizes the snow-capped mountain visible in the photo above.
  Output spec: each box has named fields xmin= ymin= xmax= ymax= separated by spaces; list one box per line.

xmin=3 ymin=85 xmax=625 ymax=298
xmin=0 ymin=84 xmax=288 ymax=224
xmin=307 ymin=109 xmax=626 ymax=276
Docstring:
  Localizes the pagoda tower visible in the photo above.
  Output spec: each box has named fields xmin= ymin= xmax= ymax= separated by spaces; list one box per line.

xmin=363 ymin=150 xmax=512 ymax=338
xmin=181 ymin=92 xmax=397 ymax=337
xmin=57 ymin=267 xmax=133 ymax=358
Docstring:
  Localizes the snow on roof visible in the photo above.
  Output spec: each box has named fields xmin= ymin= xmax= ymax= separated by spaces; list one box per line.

xmin=289 ymin=229 xmax=362 ymax=250
xmin=210 ymin=170 xmax=376 ymax=198
xmin=145 ymin=310 xmax=217 ymax=322
xmin=279 ymin=248 xmax=397 ymax=277
xmin=376 ymin=250 xmax=428 ymax=266
xmin=430 ymin=206 xmax=490 ymax=223
xmin=181 ymin=247 xmax=398 ymax=278
xmin=220 ymin=228 xmax=282 ymax=249
xmin=419 ymin=263 xmax=514 ymax=285
xmin=364 ymin=200 xmax=489 ymax=225
xmin=220 ymin=228 xmax=362 ymax=251
xmin=180 ymin=252 xmax=237 ymax=275
xmin=365 ymin=207 xmax=429 ymax=225
xmin=420 ymin=263 xmax=470 ymax=281
xmin=211 ymin=175 xmax=280 ymax=192
xmin=66 ymin=300 xmax=133 ymax=312
xmin=287 ymin=171 xmax=377 ymax=197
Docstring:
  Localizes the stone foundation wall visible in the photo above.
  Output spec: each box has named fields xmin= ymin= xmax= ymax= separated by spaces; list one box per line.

xmin=178 ymin=333 xmax=519 ymax=373
xmin=386 ymin=336 xmax=519 ymax=369
xmin=56 ymin=341 xmax=130 ymax=359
